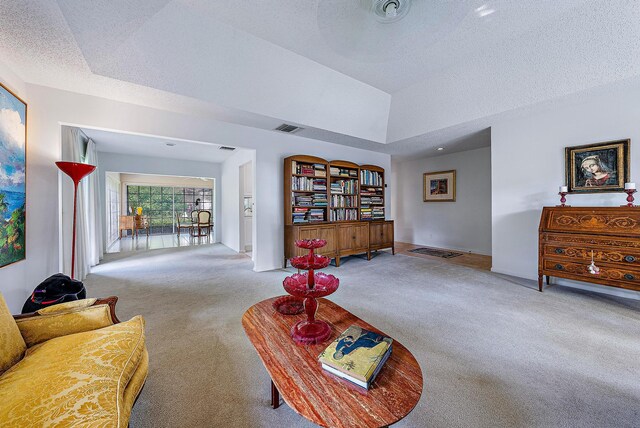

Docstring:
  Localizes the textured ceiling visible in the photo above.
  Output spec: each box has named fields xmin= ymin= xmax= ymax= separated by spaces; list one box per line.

xmin=183 ymin=0 xmax=593 ymax=93
xmin=0 ymin=0 xmax=639 ymax=159
xmin=54 ymin=0 xmax=593 ymax=93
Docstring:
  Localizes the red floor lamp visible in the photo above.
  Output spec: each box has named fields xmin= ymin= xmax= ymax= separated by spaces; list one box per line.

xmin=56 ymin=161 xmax=96 ymax=279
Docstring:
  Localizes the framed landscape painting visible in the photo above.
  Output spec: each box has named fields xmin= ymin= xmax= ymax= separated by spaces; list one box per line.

xmin=423 ymin=170 xmax=456 ymax=202
xmin=0 ymin=82 xmax=26 ymax=268
xmin=565 ymin=139 xmax=629 ymax=193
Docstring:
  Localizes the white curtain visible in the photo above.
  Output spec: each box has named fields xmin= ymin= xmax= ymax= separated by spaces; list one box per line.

xmin=84 ymin=139 xmax=103 ymax=268
xmin=60 ymin=127 xmax=102 ymax=280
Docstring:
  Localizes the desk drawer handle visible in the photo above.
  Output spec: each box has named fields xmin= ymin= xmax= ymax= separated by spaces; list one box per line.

xmin=554 ymin=248 xmax=565 ymax=254
xmin=555 ymin=264 xmax=564 ymax=270
xmin=624 ymin=274 xmax=635 ymax=280
xmin=624 ymin=255 xmax=636 ymax=263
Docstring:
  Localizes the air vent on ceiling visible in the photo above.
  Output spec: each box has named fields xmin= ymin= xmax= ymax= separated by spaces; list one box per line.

xmin=219 ymin=146 xmax=236 ymax=151
xmin=274 ymin=123 xmax=303 ymax=133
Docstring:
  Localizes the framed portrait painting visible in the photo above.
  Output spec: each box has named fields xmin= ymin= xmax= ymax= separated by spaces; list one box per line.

xmin=0 ymin=82 xmax=26 ymax=268
xmin=565 ymin=139 xmax=629 ymax=193
xmin=423 ymin=170 xmax=456 ymax=202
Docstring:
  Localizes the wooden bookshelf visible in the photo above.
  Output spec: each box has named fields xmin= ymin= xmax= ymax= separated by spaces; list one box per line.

xmin=284 ymin=155 xmax=329 ymax=225
xmin=359 ymin=164 xmax=385 ymax=221
xmin=284 ymin=155 xmax=394 ymax=267
xmin=329 ymin=160 xmax=360 ymax=222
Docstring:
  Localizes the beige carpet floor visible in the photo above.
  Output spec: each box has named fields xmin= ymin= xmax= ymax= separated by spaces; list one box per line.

xmin=85 ymin=244 xmax=640 ymax=428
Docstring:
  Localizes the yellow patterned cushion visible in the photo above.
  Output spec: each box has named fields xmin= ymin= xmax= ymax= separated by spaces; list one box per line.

xmin=16 ymin=304 xmax=114 ymax=347
xmin=0 ymin=316 xmax=145 ymax=428
xmin=121 ymin=347 xmax=149 ymax=423
xmin=0 ymin=294 xmax=26 ymax=375
xmin=36 ymin=298 xmax=98 ymax=315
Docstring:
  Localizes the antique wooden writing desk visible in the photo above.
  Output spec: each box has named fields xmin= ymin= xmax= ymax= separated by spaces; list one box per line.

xmin=539 ymin=206 xmax=640 ymax=292
xmin=242 ymin=297 xmax=423 ymax=428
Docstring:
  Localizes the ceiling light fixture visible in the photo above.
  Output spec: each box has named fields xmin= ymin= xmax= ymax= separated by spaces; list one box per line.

xmin=372 ymin=0 xmax=411 ymax=23
xmin=475 ymin=4 xmax=495 ymax=17
xmin=436 ymin=147 xmax=444 ymax=151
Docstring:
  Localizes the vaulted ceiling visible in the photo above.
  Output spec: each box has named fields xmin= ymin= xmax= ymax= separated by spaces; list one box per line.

xmin=1 ymin=0 xmax=639 ymax=157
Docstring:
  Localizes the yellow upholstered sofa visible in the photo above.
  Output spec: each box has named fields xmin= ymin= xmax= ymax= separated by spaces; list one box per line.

xmin=0 ymin=294 xmax=148 ymax=427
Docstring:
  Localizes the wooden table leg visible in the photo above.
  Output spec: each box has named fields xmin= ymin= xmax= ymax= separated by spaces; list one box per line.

xmin=538 ymin=275 xmax=543 ymax=292
xmin=271 ymin=380 xmax=280 ymax=409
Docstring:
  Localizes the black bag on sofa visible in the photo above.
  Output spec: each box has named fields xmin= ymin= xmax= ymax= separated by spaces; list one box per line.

xmin=21 ymin=273 xmax=86 ymax=314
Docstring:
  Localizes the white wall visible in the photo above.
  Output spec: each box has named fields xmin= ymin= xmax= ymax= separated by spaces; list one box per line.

xmin=492 ymin=77 xmax=640 ymax=298
xmin=0 ymin=78 xmax=391 ymax=312
xmin=98 ymin=152 xmax=222 ymax=245
xmin=221 ymin=149 xmax=255 ymax=254
xmin=392 ymin=147 xmax=492 ymax=255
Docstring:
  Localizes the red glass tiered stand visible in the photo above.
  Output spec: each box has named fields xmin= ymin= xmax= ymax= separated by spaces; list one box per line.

xmin=282 ymin=239 xmax=339 ymax=345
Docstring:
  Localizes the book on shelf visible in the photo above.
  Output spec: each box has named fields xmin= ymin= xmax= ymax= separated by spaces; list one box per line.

xmin=330 ymin=208 xmax=358 ymax=221
xmin=330 ymin=179 xmax=357 ymax=195
xmin=318 ymin=324 xmax=393 ymax=389
xmin=331 ymin=195 xmax=357 ymax=208
xmin=361 ymin=187 xmax=383 ymax=196
xmin=372 ymin=207 xmax=385 ymax=220
xmin=292 ymin=161 xmax=327 ymax=177
xmin=330 ymin=167 xmax=358 ymax=178
xmin=360 ymin=196 xmax=383 ymax=205
xmin=360 ymin=170 xmax=383 ymax=186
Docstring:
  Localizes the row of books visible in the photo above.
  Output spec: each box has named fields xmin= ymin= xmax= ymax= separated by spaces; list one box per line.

xmin=360 ymin=170 xmax=383 ymax=186
xmin=330 ymin=167 xmax=358 ymax=178
xmin=330 ymin=208 xmax=358 ymax=221
xmin=319 ymin=325 xmax=392 ymax=390
xmin=293 ymin=194 xmax=328 ymax=207
xmin=292 ymin=177 xmax=327 ymax=192
xmin=360 ymin=196 xmax=384 ymax=205
xmin=292 ymin=161 xmax=326 ymax=177
xmin=360 ymin=187 xmax=383 ymax=196
xmin=360 ymin=207 xmax=385 ymax=220
xmin=330 ymin=195 xmax=358 ymax=208
xmin=330 ymin=179 xmax=357 ymax=195
xmin=292 ymin=207 xmax=326 ymax=223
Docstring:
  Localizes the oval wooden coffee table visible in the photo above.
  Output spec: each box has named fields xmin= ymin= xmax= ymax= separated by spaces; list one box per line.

xmin=242 ymin=297 xmax=423 ymax=428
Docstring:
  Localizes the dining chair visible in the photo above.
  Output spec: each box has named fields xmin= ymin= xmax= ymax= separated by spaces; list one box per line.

xmin=133 ymin=215 xmax=149 ymax=238
xmin=196 ymin=210 xmax=212 ymax=237
xmin=176 ymin=213 xmax=193 ymax=237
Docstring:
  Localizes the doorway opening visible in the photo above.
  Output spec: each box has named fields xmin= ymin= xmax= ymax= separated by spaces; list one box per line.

xmin=106 ymin=172 xmax=215 ymax=253
xmin=239 ymin=161 xmax=253 ymax=255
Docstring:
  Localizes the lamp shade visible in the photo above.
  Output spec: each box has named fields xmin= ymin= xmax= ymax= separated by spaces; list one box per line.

xmin=55 ymin=161 xmax=96 ymax=183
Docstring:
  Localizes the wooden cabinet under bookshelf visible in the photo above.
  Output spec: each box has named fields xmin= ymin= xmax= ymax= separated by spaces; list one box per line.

xmin=284 ymin=155 xmax=394 ymax=267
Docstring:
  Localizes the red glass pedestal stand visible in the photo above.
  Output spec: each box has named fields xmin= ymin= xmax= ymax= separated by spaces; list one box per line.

xmin=282 ymin=239 xmax=339 ymax=345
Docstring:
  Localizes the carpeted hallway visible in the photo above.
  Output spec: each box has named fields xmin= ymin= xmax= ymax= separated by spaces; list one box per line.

xmin=85 ymin=244 xmax=640 ymax=428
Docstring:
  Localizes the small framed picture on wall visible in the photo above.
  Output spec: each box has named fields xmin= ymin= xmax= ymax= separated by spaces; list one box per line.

xmin=565 ymin=139 xmax=629 ymax=193
xmin=423 ymin=170 xmax=456 ymax=202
